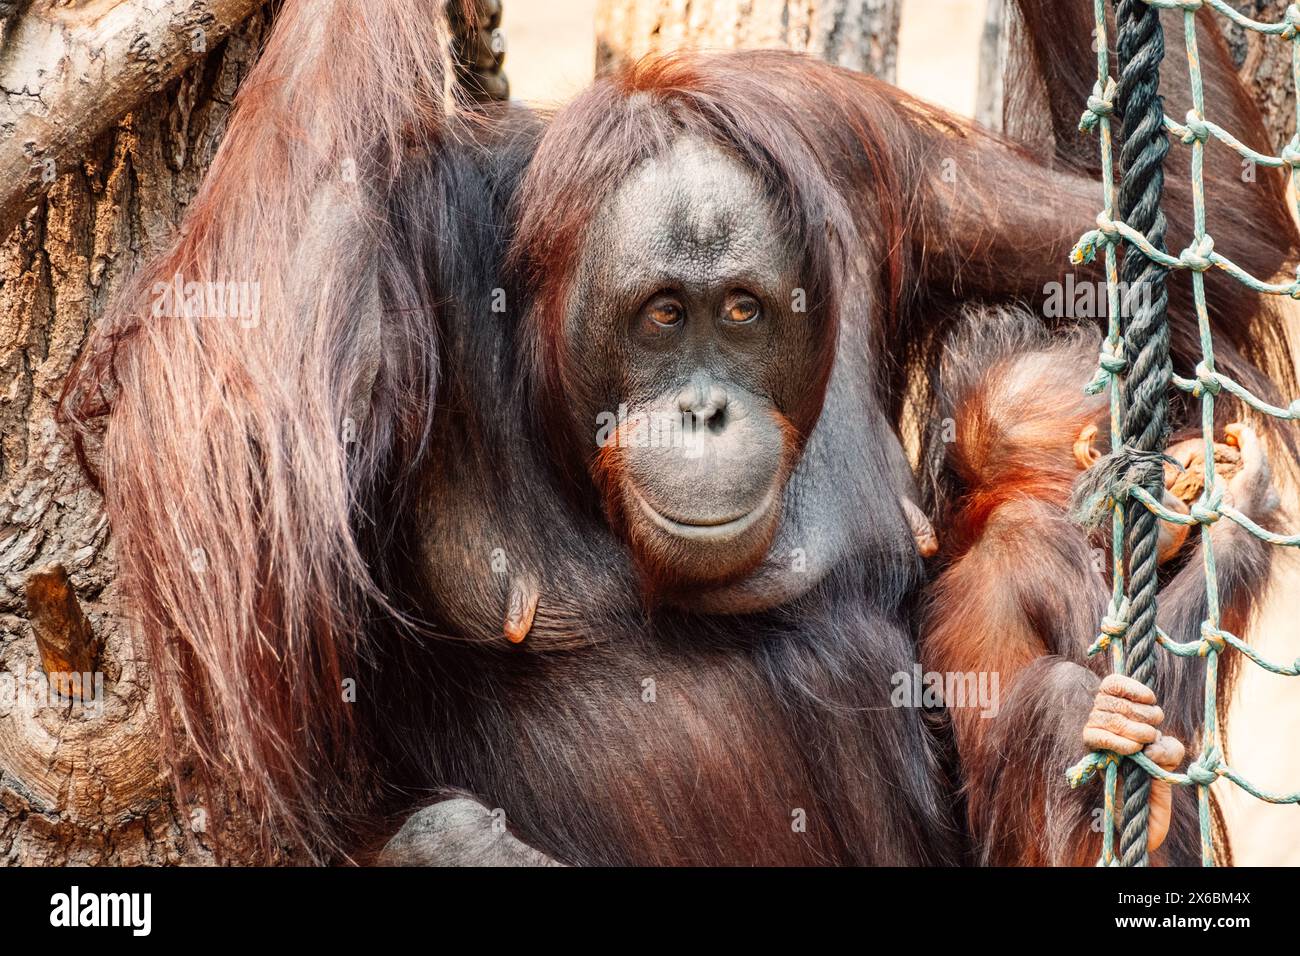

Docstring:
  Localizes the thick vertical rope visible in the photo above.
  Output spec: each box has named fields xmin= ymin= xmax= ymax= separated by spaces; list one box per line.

xmin=1113 ymin=0 xmax=1172 ymax=868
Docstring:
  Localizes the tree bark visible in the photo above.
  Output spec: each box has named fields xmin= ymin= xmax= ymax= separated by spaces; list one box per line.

xmin=0 ymin=0 xmax=266 ymax=240
xmin=595 ymin=0 xmax=901 ymax=80
xmin=1222 ymin=1 xmax=1295 ymax=148
xmin=0 ymin=7 xmax=271 ymax=866
xmin=975 ymin=0 xmax=1004 ymax=130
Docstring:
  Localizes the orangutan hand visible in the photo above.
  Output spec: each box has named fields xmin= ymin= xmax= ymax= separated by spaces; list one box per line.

xmin=1081 ymin=674 xmax=1185 ymax=853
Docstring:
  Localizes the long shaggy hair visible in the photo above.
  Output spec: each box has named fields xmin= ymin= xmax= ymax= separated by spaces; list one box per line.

xmin=60 ymin=0 xmax=468 ymax=859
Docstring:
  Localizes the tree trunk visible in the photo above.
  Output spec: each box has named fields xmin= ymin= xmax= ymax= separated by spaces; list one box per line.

xmin=974 ymin=0 xmax=1005 ymax=130
xmin=0 ymin=9 xmax=271 ymax=866
xmin=595 ymin=0 xmax=901 ymax=80
xmin=1222 ymin=0 xmax=1295 ymax=148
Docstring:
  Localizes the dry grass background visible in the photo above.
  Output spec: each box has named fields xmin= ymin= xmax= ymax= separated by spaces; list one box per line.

xmin=503 ymin=0 xmax=1300 ymax=865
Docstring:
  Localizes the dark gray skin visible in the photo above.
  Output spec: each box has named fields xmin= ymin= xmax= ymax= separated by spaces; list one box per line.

xmin=569 ymin=137 xmax=830 ymax=590
xmin=565 ymin=137 xmax=920 ymax=605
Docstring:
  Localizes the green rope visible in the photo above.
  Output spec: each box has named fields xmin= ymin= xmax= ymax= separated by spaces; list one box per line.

xmin=1112 ymin=0 xmax=1173 ymax=868
xmin=1066 ymin=0 xmax=1300 ymax=867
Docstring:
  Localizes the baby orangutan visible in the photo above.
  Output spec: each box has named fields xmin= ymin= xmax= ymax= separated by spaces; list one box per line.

xmin=920 ymin=310 xmax=1279 ymax=865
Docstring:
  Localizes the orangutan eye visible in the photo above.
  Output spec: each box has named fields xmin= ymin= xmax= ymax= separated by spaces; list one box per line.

xmin=644 ymin=297 xmax=684 ymax=329
xmin=725 ymin=294 xmax=761 ymax=324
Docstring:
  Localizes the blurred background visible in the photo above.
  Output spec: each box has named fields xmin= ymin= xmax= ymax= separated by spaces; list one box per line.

xmin=504 ymin=0 xmax=1300 ymax=866
xmin=506 ymin=0 xmax=985 ymax=113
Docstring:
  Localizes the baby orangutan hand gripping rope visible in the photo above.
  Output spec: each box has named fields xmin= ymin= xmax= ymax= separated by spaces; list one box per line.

xmin=921 ymin=310 xmax=1280 ymax=866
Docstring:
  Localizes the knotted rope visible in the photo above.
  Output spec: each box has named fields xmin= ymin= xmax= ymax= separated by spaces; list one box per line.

xmin=1113 ymin=0 xmax=1173 ymax=869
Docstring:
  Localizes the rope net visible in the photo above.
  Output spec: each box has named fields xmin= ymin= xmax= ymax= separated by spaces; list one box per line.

xmin=1064 ymin=0 xmax=1300 ymax=867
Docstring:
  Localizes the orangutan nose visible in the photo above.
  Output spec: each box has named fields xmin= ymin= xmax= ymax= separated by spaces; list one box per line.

xmin=677 ymin=378 xmax=729 ymax=428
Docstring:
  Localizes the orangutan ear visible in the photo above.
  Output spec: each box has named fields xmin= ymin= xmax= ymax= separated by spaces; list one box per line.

xmin=1073 ymin=423 xmax=1100 ymax=470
